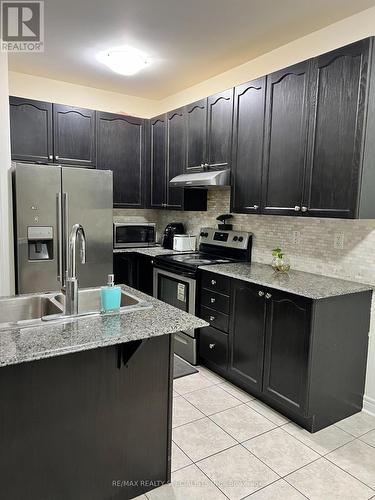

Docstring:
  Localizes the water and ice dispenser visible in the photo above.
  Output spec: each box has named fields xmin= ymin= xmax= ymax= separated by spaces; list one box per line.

xmin=27 ymin=227 xmax=54 ymax=261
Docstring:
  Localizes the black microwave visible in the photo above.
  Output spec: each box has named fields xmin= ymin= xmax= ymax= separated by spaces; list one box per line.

xmin=113 ymin=223 xmax=157 ymax=248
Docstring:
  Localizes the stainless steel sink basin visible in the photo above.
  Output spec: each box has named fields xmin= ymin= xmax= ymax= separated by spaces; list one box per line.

xmin=53 ymin=287 xmax=140 ymax=314
xmin=0 ymin=294 xmax=63 ymax=329
xmin=0 ymin=287 xmax=151 ymax=331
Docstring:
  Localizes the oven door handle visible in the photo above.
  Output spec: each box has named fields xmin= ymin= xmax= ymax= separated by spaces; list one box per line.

xmin=153 ymin=264 xmax=196 ymax=279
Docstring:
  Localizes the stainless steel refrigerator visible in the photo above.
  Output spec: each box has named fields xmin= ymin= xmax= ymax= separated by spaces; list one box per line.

xmin=13 ymin=163 xmax=113 ymax=294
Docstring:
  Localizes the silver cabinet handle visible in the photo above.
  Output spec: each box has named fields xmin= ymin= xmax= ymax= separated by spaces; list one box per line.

xmin=265 ymin=293 xmax=272 ymax=299
xmin=253 ymin=205 xmax=259 ymax=210
xmin=209 ymin=316 xmax=215 ymax=322
xmin=211 ymin=279 xmax=216 ymax=285
xmin=55 ymin=155 xmax=59 ymax=160
xmin=294 ymin=206 xmax=301 ymax=212
xmin=245 ymin=205 xmax=259 ymax=210
xmin=210 ymin=297 xmax=216 ymax=303
xmin=209 ymin=343 xmax=216 ymax=349
xmin=258 ymin=290 xmax=264 ymax=297
xmin=301 ymin=206 xmax=308 ymax=212
xmin=49 ymin=154 xmax=53 ymax=160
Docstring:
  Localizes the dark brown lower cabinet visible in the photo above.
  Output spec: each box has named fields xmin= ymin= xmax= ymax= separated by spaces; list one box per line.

xmin=262 ymin=290 xmax=310 ymax=415
xmin=114 ymin=252 xmax=154 ymax=296
xmin=199 ymin=271 xmax=371 ymax=432
xmin=229 ymin=281 xmax=266 ymax=392
xmin=0 ymin=336 xmax=173 ymax=500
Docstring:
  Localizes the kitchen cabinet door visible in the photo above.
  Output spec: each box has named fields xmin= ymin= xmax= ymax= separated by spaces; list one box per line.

xmin=53 ymin=104 xmax=96 ymax=166
xmin=304 ymin=39 xmax=370 ymax=218
xmin=231 ymin=78 xmax=266 ymax=214
xmin=150 ymin=115 xmax=167 ymax=208
xmin=229 ymin=280 xmax=266 ymax=392
xmin=263 ymin=290 xmax=311 ymax=415
xmin=136 ymin=254 xmax=154 ymax=296
xmin=113 ymin=253 xmax=137 ymax=287
xmin=185 ymin=99 xmax=207 ymax=171
xmin=97 ymin=112 xmax=145 ymax=208
xmin=207 ymin=89 xmax=234 ymax=170
xmin=261 ymin=61 xmax=311 ymax=215
xmin=166 ymin=108 xmax=185 ymax=209
xmin=9 ymin=97 xmax=53 ymax=163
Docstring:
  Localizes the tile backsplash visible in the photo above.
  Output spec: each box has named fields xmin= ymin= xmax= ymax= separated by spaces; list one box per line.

xmin=114 ymin=187 xmax=375 ymax=409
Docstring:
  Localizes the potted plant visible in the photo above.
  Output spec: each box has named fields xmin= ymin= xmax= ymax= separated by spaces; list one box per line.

xmin=271 ymin=247 xmax=290 ymax=273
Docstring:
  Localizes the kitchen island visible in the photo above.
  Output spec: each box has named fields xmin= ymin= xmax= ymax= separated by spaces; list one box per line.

xmin=0 ymin=286 xmax=207 ymax=500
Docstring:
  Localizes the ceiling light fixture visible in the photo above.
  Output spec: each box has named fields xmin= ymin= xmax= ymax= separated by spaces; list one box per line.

xmin=96 ymin=46 xmax=150 ymax=76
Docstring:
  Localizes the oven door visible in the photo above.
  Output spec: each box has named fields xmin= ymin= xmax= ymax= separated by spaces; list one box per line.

xmin=153 ymin=268 xmax=196 ymax=317
xmin=153 ymin=267 xmax=197 ymax=364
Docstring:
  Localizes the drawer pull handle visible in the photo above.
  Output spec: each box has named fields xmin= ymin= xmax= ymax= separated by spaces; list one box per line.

xmin=258 ymin=290 xmax=264 ymax=297
xmin=210 ymin=298 xmax=216 ymax=303
xmin=211 ymin=279 xmax=217 ymax=285
xmin=265 ymin=293 xmax=272 ymax=299
xmin=294 ymin=205 xmax=301 ymax=212
xmin=301 ymin=206 xmax=308 ymax=212
xmin=209 ymin=343 xmax=216 ymax=349
xmin=209 ymin=316 xmax=215 ymax=322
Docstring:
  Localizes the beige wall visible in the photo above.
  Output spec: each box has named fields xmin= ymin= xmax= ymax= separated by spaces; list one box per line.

xmin=158 ymin=6 xmax=375 ymax=112
xmin=0 ymin=53 xmax=14 ymax=296
xmin=8 ymin=71 xmax=162 ymax=118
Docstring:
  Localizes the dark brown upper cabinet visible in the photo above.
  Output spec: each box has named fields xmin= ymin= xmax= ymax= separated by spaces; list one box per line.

xmin=185 ymin=99 xmax=207 ymax=171
xmin=149 ymin=114 xmax=167 ymax=209
xmin=261 ymin=61 xmax=311 ymax=216
xmin=96 ymin=112 xmax=146 ymax=208
xmin=303 ymin=39 xmax=371 ymax=218
xmin=9 ymin=97 xmax=96 ymax=167
xmin=53 ymin=104 xmax=96 ymax=167
xmin=149 ymin=111 xmax=207 ymax=211
xmin=231 ymin=78 xmax=266 ymax=214
xmin=207 ymin=89 xmax=234 ymax=171
xmin=166 ymin=108 xmax=185 ymax=209
xmin=184 ymin=90 xmax=233 ymax=172
xmin=9 ymin=97 xmax=53 ymax=163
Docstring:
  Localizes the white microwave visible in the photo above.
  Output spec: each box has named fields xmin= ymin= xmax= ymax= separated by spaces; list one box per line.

xmin=113 ymin=222 xmax=156 ymax=248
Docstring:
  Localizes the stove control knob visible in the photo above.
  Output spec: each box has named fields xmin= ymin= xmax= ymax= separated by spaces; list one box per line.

xmin=233 ymin=236 xmax=238 ymax=241
xmin=200 ymin=231 xmax=205 ymax=237
xmin=238 ymin=236 xmax=244 ymax=242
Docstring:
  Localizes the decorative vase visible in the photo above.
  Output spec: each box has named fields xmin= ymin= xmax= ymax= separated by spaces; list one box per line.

xmin=271 ymin=256 xmax=290 ymax=273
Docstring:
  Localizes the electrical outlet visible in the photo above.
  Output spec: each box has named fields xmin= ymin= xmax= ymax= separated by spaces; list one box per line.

xmin=334 ymin=232 xmax=345 ymax=250
xmin=292 ymin=231 xmax=301 ymax=246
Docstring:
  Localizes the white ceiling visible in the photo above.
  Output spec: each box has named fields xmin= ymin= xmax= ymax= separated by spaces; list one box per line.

xmin=8 ymin=0 xmax=375 ymax=100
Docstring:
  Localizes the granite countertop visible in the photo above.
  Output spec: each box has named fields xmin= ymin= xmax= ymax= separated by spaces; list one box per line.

xmin=0 ymin=285 xmax=208 ymax=368
xmin=113 ymin=246 xmax=194 ymax=257
xmin=199 ymin=262 xmax=373 ymax=299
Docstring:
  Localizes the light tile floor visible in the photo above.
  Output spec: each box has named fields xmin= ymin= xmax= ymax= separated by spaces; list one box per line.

xmin=145 ymin=366 xmax=375 ymax=500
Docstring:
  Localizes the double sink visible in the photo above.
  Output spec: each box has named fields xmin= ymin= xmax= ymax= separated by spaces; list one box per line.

xmin=0 ymin=287 xmax=151 ymax=331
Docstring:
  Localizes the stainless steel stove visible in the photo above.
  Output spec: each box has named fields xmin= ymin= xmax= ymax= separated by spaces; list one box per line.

xmin=153 ymin=228 xmax=252 ymax=364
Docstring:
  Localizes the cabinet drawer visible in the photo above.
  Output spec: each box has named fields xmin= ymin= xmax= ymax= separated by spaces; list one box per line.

xmin=201 ymin=271 xmax=230 ymax=295
xmin=201 ymin=289 xmax=230 ymax=314
xmin=199 ymin=326 xmax=228 ymax=368
xmin=200 ymin=306 xmax=229 ymax=333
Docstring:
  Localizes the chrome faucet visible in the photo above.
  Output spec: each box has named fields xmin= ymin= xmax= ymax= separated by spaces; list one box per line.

xmin=64 ymin=224 xmax=86 ymax=315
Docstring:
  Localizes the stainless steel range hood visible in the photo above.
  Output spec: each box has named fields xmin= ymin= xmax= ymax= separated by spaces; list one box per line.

xmin=169 ymin=169 xmax=230 ymax=188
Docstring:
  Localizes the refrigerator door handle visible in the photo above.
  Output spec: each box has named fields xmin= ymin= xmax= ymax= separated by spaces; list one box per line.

xmin=63 ymin=192 xmax=69 ymax=286
xmin=57 ymin=192 xmax=63 ymax=283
